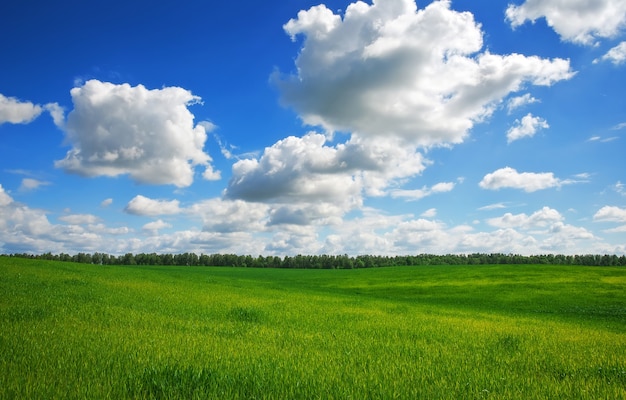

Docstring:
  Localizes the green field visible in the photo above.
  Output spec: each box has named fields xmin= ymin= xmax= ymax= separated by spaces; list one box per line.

xmin=1 ymin=256 xmax=625 ymax=399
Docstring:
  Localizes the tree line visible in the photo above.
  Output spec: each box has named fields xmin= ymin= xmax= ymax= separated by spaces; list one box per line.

xmin=6 ymin=252 xmax=626 ymax=268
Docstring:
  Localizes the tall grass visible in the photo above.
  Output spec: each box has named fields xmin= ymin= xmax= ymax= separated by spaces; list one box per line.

xmin=1 ymin=257 xmax=625 ymax=398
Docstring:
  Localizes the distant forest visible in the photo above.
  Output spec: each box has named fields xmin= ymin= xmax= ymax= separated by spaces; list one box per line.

xmin=6 ymin=252 xmax=626 ymax=268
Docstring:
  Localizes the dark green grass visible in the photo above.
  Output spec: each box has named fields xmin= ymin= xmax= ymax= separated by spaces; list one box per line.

xmin=1 ymin=256 xmax=625 ymax=399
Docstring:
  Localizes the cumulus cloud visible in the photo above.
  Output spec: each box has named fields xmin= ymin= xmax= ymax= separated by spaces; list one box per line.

xmin=486 ymin=206 xmax=563 ymax=229
xmin=594 ymin=205 xmax=626 ymax=222
xmin=0 ymin=184 xmax=112 ymax=254
xmin=479 ymin=167 xmax=572 ymax=192
xmin=124 ymin=195 xmax=182 ymax=216
xmin=189 ymin=198 xmax=269 ymax=233
xmin=479 ymin=206 xmax=594 ymax=251
xmin=274 ymin=0 xmax=573 ymax=147
xmin=142 ymin=219 xmax=172 ymax=235
xmin=506 ymin=0 xmax=626 ymax=45
xmin=318 ymin=204 xmax=597 ymax=255
xmin=55 ymin=80 xmax=219 ymax=187
xmin=225 ymin=132 xmax=428 ymax=221
xmin=507 ymin=93 xmax=539 ymax=113
xmin=0 ymin=94 xmax=43 ymax=125
xmin=594 ymin=41 xmax=626 ymax=65
xmin=506 ymin=113 xmax=549 ymax=143
xmin=227 ymin=133 xmax=360 ymax=203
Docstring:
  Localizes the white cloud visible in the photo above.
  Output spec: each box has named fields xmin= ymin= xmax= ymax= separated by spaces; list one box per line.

xmin=225 ymin=133 xmax=428 ymax=221
xmin=274 ymin=0 xmax=573 ymax=147
xmin=594 ymin=41 xmax=626 ymax=65
xmin=226 ymin=133 xmax=363 ymax=205
xmin=593 ymin=206 xmax=626 ymax=234
xmin=507 ymin=113 xmax=549 ymax=143
xmin=0 ymin=184 xmax=111 ymax=254
xmin=507 ymin=93 xmax=539 ymax=113
xmin=486 ymin=206 xmax=563 ymax=229
xmin=19 ymin=178 xmax=51 ymax=192
xmin=612 ymin=122 xmax=626 ymax=130
xmin=421 ymin=208 xmax=437 ymax=218
xmin=44 ymin=102 xmax=65 ymax=128
xmin=189 ymin=199 xmax=269 ymax=233
xmin=479 ymin=167 xmax=571 ymax=192
xmin=594 ymin=205 xmax=626 ymax=222
xmin=55 ymin=80 xmax=219 ymax=187
xmin=0 ymin=94 xmax=43 ymax=125
xmin=0 ymin=180 xmax=613 ymax=255
xmin=124 ymin=195 xmax=182 ymax=216
xmin=0 ymin=184 xmax=13 ymax=206
xmin=390 ymin=181 xmax=455 ymax=201
xmin=613 ymin=181 xmax=626 ymax=196
xmin=506 ymin=0 xmax=626 ymax=45
xmin=478 ymin=202 xmax=508 ymax=211
xmin=588 ymin=134 xmax=619 ymax=143
xmin=142 ymin=219 xmax=172 ymax=235
xmin=101 ymin=198 xmax=113 ymax=207
xmin=58 ymin=213 xmax=101 ymax=225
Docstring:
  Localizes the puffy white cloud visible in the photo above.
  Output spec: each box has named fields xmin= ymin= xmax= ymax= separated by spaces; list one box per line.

xmin=506 ymin=0 xmax=626 ymax=45
xmin=486 ymin=206 xmax=563 ymax=229
xmin=226 ymin=133 xmax=361 ymax=205
xmin=189 ymin=198 xmax=269 ymax=233
xmin=142 ymin=219 xmax=172 ymax=235
xmin=0 ymin=94 xmax=43 ymax=125
xmin=274 ymin=0 xmax=573 ymax=146
xmin=55 ymin=80 xmax=218 ymax=187
xmin=506 ymin=113 xmax=549 ymax=143
xmin=594 ymin=41 xmax=626 ymax=65
xmin=124 ymin=195 xmax=182 ymax=216
xmin=225 ymin=133 xmax=427 ymax=219
xmin=390 ymin=181 xmax=455 ymax=201
xmin=0 ymin=184 xmax=107 ymax=253
xmin=507 ymin=93 xmax=539 ymax=113
xmin=594 ymin=205 xmax=626 ymax=222
xmin=479 ymin=167 xmax=572 ymax=192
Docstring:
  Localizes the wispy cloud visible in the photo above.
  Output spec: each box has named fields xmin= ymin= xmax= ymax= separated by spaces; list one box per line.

xmin=611 ymin=122 xmax=626 ymax=131
xmin=19 ymin=178 xmax=51 ymax=192
xmin=478 ymin=203 xmax=508 ymax=211
xmin=507 ymin=93 xmax=539 ymax=113
xmin=390 ymin=182 xmax=455 ymax=201
xmin=594 ymin=41 xmax=626 ymax=65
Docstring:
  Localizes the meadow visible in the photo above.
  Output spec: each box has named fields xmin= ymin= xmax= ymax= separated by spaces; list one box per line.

xmin=1 ymin=256 xmax=625 ymax=399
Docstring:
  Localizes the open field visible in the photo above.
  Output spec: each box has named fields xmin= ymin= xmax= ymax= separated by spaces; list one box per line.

xmin=1 ymin=256 xmax=625 ymax=399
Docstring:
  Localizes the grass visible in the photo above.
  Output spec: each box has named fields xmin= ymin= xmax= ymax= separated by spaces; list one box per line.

xmin=1 ymin=256 xmax=625 ymax=399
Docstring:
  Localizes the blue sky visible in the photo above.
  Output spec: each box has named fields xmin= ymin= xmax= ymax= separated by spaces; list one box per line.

xmin=1 ymin=0 xmax=625 ymax=256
